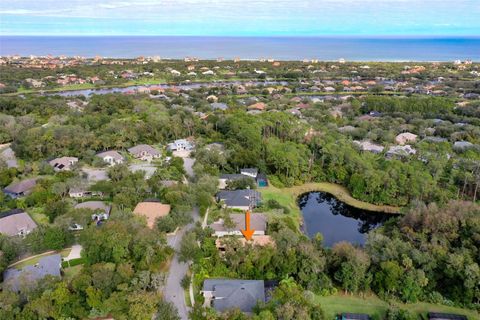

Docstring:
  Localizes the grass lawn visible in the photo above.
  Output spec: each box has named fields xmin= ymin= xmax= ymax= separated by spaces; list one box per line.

xmin=260 ymin=182 xmax=401 ymax=217
xmin=11 ymin=248 xmax=71 ymax=269
xmin=63 ymin=265 xmax=83 ymax=280
xmin=316 ymin=293 xmax=479 ymax=320
xmin=316 ymin=294 xmax=388 ymax=319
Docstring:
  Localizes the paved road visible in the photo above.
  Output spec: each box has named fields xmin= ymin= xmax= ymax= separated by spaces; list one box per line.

xmin=164 ymin=207 xmax=200 ymax=320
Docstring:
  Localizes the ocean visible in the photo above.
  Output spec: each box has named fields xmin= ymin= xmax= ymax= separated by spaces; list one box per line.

xmin=1 ymin=36 xmax=479 ymax=61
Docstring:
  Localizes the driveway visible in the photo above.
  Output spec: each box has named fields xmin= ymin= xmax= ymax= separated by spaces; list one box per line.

xmin=64 ymin=245 xmax=82 ymax=262
xmin=129 ymin=163 xmax=157 ymax=179
xmin=81 ymin=167 xmax=109 ymax=182
xmin=172 ymin=150 xmax=196 ymax=178
xmin=163 ymin=207 xmax=200 ymax=320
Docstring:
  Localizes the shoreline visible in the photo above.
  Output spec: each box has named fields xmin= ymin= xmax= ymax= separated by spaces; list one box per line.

xmin=259 ymin=182 xmax=402 ymax=225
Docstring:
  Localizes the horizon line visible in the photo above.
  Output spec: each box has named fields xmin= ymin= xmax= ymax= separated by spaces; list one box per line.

xmin=2 ymin=34 xmax=480 ymax=38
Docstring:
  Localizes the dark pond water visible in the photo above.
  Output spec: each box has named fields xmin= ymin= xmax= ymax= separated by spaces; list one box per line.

xmin=46 ymin=80 xmax=288 ymax=97
xmin=298 ymin=192 xmax=395 ymax=247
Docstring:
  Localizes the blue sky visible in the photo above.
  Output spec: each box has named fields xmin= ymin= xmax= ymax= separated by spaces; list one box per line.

xmin=0 ymin=0 xmax=479 ymax=36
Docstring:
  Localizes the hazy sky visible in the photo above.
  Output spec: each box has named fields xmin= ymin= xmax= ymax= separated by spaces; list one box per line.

xmin=1 ymin=0 xmax=479 ymax=36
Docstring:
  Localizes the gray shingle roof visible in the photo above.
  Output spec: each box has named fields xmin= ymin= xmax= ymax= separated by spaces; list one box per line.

xmin=203 ymin=279 xmax=265 ymax=313
xmin=216 ymin=190 xmax=261 ymax=208
xmin=209 ymin=213 xmax=267 ymax=233
xmin=0 ymin=209 xmax=38 ymax=236
xmin=127 ymin=144 xmax=160 ymax=156
xmin=4 ymin=178 xmax=37 ymax=195
xmin=3 ymin=254 xmax=61 ymax=292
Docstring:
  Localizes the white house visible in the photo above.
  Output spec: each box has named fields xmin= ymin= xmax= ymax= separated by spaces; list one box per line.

xmin=96 ymin=150 xmax=124 ymax=166
xmin=167 ymin=139 xmax=194 ymax=152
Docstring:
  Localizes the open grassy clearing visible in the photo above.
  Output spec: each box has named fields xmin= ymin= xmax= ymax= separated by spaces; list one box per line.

xmin=10 ymin=248 xmax=71 ymax=269
xmin=316 ymin=293 xmax=479 ymax=320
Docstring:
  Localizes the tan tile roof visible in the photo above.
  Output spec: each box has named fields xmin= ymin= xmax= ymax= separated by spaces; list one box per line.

xmin=215 ymin=235 xmax=275 ymax=248
xmin=133 ymin=202 xmax=171 ymax=228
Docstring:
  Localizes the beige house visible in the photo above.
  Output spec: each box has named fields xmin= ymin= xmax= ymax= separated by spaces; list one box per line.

xmin=395 ymin=132 xmax=418 ymax=145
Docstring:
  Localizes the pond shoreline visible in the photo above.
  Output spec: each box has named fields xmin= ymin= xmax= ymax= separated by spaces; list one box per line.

xmin=284 ymin=182 xmax=402 ymax=214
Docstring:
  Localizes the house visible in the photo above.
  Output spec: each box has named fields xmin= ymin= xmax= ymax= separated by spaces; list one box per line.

xmin=216 ymin=190 xmax=261 ymax=210
xmin=386 ymin=145 xmax=417 ymax=158
xmin=453 ymin=141 xmax=475 ymax=151
xmin=167 ymin=139 xmax=194 ymax=152
xmin=133 ymin=201 xmax=171 ymax=229
xmin=96 ymin=150 xmax=124 ymax=166
xmin=128 ymin=144 xmax=161 ymax=161
xmin=210 ymin=102 xmax=228 ymax=111
xmin=3 ymin=178 xmax=37 ymax=198
xmin=208 ymin=213 xmax=267 ymax=237
xmin=3 ymin=254 xmax=62 ymax=292
xmin=353 ymin=141 xmax=385 ymax=154
xmin=68 ymin=188 xmax=103 ymax=198
xmin=240 ymin=168 xmax=258 ymax=179
xmin=339 ymin=314 xmax=370 ymax=320
xmin=215 ymin=235 xmax=274 ymax=251
xmin=49 ymin=156 xmax=78 ymax=171
xmin=74 ymin=201 xmax=111 ymax=222
xmin=427 ymin=313 xmax=467 ymax=320
xmin=395 ymin=132 xmax=418 ymax=145
xmin=202 ymin=279 xmax=266 ymax=313
xmin=0 ymin=209 xmax=37 ymax=237
xmin=247 ymin=102 xmax=266 ymax=111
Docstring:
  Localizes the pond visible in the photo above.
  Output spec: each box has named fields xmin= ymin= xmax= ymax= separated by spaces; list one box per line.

xmin=298 ymin=192 xmax=396 ymax=247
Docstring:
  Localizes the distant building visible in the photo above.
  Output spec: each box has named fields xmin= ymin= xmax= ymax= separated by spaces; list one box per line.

xmin=128 ymin=144 xmax=161 ymax=161
xmin=3 ymin=178 xmax=37 ymax=198
xmin=167 ymin=139 xmax=194 ymax=152
xmin=0 ymin=209 xmax=37 ymax=237
xmin=202 ymin=279 xmax=266 ymax=313
xmin=96 ymin=150 xmax=124 ymax=166
xmin=353 ymin=140 xmax=385 ymax=154
xmin=386 ymin=145 xmax=417 ymax=158
xmin=453 ymin=141 xmax=475 ymax=151
xmin=49 ymin=156 xmax=78 ymax=171
xmin=395 ymin=132 xmax=418 ymax=145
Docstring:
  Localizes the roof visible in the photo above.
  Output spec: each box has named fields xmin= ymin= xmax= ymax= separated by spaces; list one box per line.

xmin=209 ymin=213 xmax=267 ymax=233
xmin=74 ymin=201 xmax=111 ymax=214
xmin=4 ymin=178 xmax=37 ymax=195
xmin=203 ymin=279 xmax=265 ymax=313
xmin=133 ymin=202 xmax=171 ymax=228
xmin=0 ymin=209 xmax=37 ymax=236
xmin=240 ymin=168 xmax=258 ymax=176
xmin=428 ymin=313 xmax=467 ymax=320
xmin=211 ymin=102 xmax=228 ymax=110
xmin=3 ymin=254 xmax=61 ymax=292
xmin=342 ymin=314 xmax=370 ymax=320
xmin=216 ymin=235 xmax=274 ymax=248
xmin=127 ymin=144 xmax=160 ymax=156
xmin=96 ymin=150 xmax=123 ymax=161
xmin=216 ymin=190 xmax=261 ymax=208
xmin=219 ymin=174 xmax=248 ymax=180
xmin=49 ymin=156 xmax=78 ymax=170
